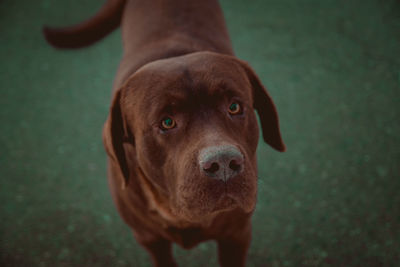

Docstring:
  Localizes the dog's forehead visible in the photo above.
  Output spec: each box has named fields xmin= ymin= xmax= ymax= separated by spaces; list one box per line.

xmin=142 ymin=51 xmax=243 ymax=75
xmin=133 ymin=52 xmax=250 ymax=99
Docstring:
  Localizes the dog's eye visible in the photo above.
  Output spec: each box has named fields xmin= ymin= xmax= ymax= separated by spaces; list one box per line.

xmin=228 ymin=102 xmax=242 ymax=115
xmin=161 ymin=117 xmax=176 ymax=130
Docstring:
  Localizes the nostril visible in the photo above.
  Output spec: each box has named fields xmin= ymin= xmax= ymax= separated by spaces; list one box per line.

xmin=204 ymin=162 xmax=219 ymax=174
xmin=229 ymin=160 xmax=241 ymax=172
xmin=199 ymin=145 xmax=244 ymax=179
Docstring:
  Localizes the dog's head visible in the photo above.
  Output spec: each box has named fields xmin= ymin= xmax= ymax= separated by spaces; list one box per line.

xmin=104 ymin=51 xmax=285 ymax=223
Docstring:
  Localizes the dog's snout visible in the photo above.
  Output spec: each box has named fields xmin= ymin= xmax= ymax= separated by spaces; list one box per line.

xmin=199 ymin=145 xmax=244 ymax=181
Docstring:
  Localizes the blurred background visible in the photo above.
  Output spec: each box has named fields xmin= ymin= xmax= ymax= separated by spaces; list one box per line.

xmin=1 ymin=0 xmax=399 ymax=266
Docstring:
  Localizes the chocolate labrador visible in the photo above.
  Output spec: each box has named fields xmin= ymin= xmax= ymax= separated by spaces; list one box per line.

xmin=43 ymin=0 xmax=285 ymax=266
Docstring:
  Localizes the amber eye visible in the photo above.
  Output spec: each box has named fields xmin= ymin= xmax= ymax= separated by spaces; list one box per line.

xmin=228 ymin=102 xmax=242 ymax=115
xmin=161 ymin=117 xmax=176 ymax=130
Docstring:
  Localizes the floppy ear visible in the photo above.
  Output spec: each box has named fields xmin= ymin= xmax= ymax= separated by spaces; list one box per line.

xmin=240 ymin=62 xmax=286 ymax=152
xmin=103 ymin=89 xmax=134 ymax=189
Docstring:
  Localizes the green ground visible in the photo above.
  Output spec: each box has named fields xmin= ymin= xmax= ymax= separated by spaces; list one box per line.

xmin=1 ymin=0 xmax=399 ymax=266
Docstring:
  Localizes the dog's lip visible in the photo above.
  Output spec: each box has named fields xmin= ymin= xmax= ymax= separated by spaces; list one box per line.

xmin=211 ymin=194 xmax=237 ymax=212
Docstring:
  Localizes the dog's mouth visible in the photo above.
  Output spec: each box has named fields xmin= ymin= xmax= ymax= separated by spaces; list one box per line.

xmin=211 ymin=193 xmax=238 ymax=212
xmin=175 ymin=172 xmax=257 ymax=219
xmin=173 ymin=150 xmax=257 ymax=222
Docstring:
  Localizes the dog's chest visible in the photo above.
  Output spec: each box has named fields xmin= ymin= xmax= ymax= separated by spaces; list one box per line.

xmin=166 ymin=226 xmax=208 ymax=249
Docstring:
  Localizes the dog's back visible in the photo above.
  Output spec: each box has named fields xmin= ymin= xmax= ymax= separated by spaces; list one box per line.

xmin=116 ymin=0 xmax=234 ymax=88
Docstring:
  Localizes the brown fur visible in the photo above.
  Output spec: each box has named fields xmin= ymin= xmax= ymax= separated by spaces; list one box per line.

xmin=43 ymin=0 xmax=285 ymax=266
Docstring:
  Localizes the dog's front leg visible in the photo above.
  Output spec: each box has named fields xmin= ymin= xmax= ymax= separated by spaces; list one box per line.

xmin=140 ymin=237 xmax=177 ymax=267
xmin=217 ymin=228 xmax=251 ymax=267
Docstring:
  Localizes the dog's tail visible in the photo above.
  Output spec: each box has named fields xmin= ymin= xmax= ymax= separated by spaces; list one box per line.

xmin=43 ymin=0 xmax=126 ymax=49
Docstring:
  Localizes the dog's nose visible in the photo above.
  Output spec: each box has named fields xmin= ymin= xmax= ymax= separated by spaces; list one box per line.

xmin=198 ymin=145 xmax=244 ymax=182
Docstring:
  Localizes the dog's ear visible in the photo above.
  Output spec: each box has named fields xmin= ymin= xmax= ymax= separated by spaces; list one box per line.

xmin=240 ymin=61 xmax=286 ymax=152
xmin=103 ymin=89 xmax=134 ymax=189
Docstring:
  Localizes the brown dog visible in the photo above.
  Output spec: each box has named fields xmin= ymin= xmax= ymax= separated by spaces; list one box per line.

xmin=43 ymin=0 xmax=285 ymax=266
